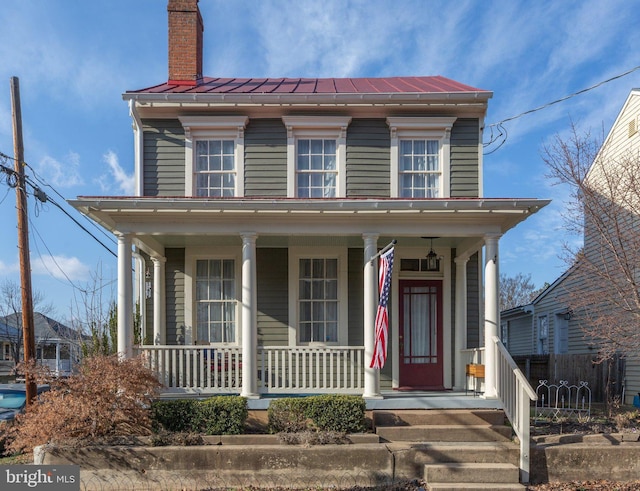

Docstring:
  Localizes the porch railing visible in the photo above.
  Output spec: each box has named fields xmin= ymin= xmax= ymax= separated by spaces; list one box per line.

xmin=136 ymin=345 xmax=365 ymax=394
xmin=137 ymin=345 xmax=242 ymax=392
xmin=492 ymin=335 xmax=537 ymax=484
xmin=257 ymin=346 xmax=364 ymax=393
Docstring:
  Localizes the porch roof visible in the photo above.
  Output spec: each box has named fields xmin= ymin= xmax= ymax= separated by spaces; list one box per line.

xmin=70 ymin=196 xmax=549 ymax=256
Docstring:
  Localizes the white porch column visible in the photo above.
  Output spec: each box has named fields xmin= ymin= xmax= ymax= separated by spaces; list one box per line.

xmin=484 ymin=234 xmax=501 ymax=398
xmin=363 ymin=233 xmax=381 ymax=399
xmin=117 ymin=233 xmax=134 ymax=358
xmin=241 ymin=233 xmax=259 ymax=398
xmin=151 ymin=256 xmax=166 ymax=345
xmin=454 ymin=255 xmax=469 ymax=390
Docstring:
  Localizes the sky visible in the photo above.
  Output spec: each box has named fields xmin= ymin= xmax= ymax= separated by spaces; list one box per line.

xmin=0 ymin=0 xmax=639 ymax=323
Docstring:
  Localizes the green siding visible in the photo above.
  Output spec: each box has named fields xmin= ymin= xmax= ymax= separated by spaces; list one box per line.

xmin=257 ymin=248 xmax=289 ymax=345
xmin=142 ymin=119 xmax=185 ymax=197
xmin=165 ymin=248 xmax=185 ymax=345
xmin=348 ymin=248 xmax=364 ymax=346
xmin=466 ymin=252 xmax=481 ymax=348
xmin=245 ymin=119 xmax=287 ymax=197
xmin=450 ymin=118 xmax=480 ymax=198
xmin=346 ymin=119 xmax=391 ymax=197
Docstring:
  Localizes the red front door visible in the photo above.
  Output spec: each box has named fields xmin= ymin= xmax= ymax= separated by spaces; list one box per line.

xmin=398 ymin=280 xmax=443 ymax=389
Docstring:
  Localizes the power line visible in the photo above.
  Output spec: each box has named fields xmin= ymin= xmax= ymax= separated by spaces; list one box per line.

xmin=0 ymin=152 xmax=117 ymax=257
xmin=487 ymin=65 xmax=640 ymax=128
xmin=483 ymin=64 xmax=640 ymax=153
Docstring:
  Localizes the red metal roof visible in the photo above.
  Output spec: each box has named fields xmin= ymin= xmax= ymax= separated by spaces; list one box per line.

xmin=128 ymin=75 xmax=488 ymax=95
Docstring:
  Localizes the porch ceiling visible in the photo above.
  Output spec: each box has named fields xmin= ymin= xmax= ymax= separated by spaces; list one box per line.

xmin=70 ymin=197 xmax=549 ymax=255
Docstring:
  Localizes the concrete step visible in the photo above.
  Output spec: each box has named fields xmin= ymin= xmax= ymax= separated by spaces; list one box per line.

xmin=376 ymin=424 xmax=513 ymax=442
xmin=424 ymin=462 xmax=520 ymax=483
xmin=398 ymin=441 xmax=520 ymax=466
xmin=427 ymin=483 xmax=525 ymax=490
xmin=373 ymin=409 xmax=506 ymax=428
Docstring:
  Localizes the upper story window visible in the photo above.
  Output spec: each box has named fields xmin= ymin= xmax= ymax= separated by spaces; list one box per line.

xmin=282 ymin=116 xmax=352 ymax=198
xmin=297 ymin=139 xmax=337 ymax=198
xmin=387 ymin=117 xmax=456 ymax=198
xmin=179 ymin=116 xmax=249 ymax=197
xmin=195 ymin=140 xmax=235 ymax=197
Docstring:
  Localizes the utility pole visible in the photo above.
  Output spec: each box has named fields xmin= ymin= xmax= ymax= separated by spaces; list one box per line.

xmin=11 ymin=76 xmax=37 ymax=407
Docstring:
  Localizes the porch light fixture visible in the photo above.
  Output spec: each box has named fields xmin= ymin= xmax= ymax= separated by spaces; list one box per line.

xmin=423 ymin=237 xmax=440 ymax=272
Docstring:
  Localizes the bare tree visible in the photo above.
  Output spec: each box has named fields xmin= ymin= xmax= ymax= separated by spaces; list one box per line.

xmin=0 ymin=279 xmax=55 ymax=365
xmin=499 ymin=273 xmax=538 ymax=311
xmin=67 ymin=264 xmax=117 ymax=356
xmin=543 ymin=123 xmax=640 ymax=361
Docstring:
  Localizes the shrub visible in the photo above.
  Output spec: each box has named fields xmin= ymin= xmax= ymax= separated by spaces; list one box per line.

xmin=151 ymin=399 xmax=199 ymax=433
xmin=152 ymin=396 xmax=248 ymax=435
xmin=5 ymin=355 xmax=162 ymax=455
xmin=305 ymin=395 xmax=366 ymax=433
xmin=267 ymin=398 xmax=310 ymax=433
xmin=268 ymin=395 xmax=366 ymax=434
xmin=194 ymin=396 xmax=248 ymax=435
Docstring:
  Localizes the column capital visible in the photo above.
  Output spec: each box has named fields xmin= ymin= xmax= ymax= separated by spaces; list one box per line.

xmin=484 ymin=232 xmax=502 ymax=242
xmin=150 ymin=255 xmax=167 ymax=264
xmin=362 ymin=233 xmax=380 ymax=242
xmin=240 ymin=232 xmax=258 ymax=243
xmin=454 ymin=255 xmax=470 ymax=265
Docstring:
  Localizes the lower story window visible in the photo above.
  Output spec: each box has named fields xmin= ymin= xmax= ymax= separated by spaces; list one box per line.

xmin=299 ymin=258 xmax=338 ymax=343
xmin=196 ymin=259 xmax=236 ymax=343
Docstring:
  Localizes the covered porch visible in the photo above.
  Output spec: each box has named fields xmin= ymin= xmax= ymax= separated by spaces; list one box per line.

xmin=71 ymin=196 xmax=547 ymax=400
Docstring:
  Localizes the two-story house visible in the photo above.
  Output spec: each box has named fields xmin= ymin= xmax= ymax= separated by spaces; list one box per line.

xmin=70 ymin=0 xmax=549 ymax=401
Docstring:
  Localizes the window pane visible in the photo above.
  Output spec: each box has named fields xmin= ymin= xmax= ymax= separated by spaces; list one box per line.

xmin=210 ymin=140 xmax=221 ymax=154
xmin=300 ymin=280 xmax=311 ymax=299
xmin=310 ymin=139 xmax=323 ymax=153
xmin=427 ymin=140 xmax=439 ymax=154
xmin=326 ymin=302 xmax=338 ymax=321
xmin=298 ymin=139 xmax=310 ymax=154
xmin=223 ymin=140 xmax=234 ymax=154
xmin=223 ymin=155 xmax=234 ymax=171
xmin=326 ymin=280 xmax=338 ymax=299
xmin=196 ymin=140 xmax=208 ymax=155
xmin=300 ymin=302 xmax=311 ymax=322
xmin=426 ymin=155 xmax=438 ymax=171
xmin=414 ymin=139 xmax=426 ymax=154
xmin=311 ymin=155 xmax=323 ymax=170
xmin=324 ymin=139 xmax=336 ymax=154
xmin=312 ymin=323 xmax=323 ymax=342
xmin=326 ymin=322 xmax=337 ymax=342
xmin=312 ymin=259 xmax=324 ymax=278
xmin=300 ymin=325 xmax=311 ymax=343
xmin=312 ymin=280 xmax=324 ymax=299
xmin=297 ymin=154 xmax=309 ymax=170
xmin=325 ymin=259 xmax=337 ymax=278
xmin=197 ymin=155 xmax=208 ymax=172
xmin=324 ymin=155 xmax=336 ymax=170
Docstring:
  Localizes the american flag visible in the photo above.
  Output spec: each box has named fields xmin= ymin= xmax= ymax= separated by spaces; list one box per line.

xmin=370 ymin=247 xmax=394 ymax=369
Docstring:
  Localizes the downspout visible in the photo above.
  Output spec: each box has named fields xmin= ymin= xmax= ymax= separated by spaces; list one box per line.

xmin=129 ymin=100 xmax=144 ymax=197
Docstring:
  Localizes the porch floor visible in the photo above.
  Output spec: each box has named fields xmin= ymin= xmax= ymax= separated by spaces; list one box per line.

xmin=244 ymin=390 xmax=503 ymax=410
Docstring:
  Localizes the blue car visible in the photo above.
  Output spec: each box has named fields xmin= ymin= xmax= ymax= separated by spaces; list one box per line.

xmin=0 ymin=384 xmax=50 ymax=422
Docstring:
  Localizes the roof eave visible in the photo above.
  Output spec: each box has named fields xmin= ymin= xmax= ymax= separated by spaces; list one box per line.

xmin=122 ymin=91 xmax=493 ymax=106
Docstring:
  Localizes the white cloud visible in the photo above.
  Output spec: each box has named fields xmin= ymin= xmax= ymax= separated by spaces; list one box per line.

xmin=36 ymin=152 xmax=84 ymax=188
xmin=98 ymin=151 xmax=135 ymax=196
xmin=32 ymin=255 xmax=91 ymax=282
xmin=0 ymin=260 xmax=19 ymax=275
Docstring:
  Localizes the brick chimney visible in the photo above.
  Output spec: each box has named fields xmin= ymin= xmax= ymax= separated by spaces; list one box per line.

xmin=167 ymin=0 xmax=203 ymax=85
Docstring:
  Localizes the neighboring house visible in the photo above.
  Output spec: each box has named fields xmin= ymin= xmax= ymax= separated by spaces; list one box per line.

xmin=500 ymin=88 xmax=640 ymax=405
xmin=0 ymin=320 xmax=20 ymax=377
xmin=70 ymin=0 xmax=549 ymax=399
xmin=0 ymin=312 xmax=84 ymax=377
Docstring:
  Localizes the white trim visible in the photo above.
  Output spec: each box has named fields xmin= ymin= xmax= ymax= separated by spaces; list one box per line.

xmin=287 ymin=246 xmax=349 ymax=346
xmin=386 ymin=116 xmax=457 ymax=198
xmin=184 ymin=246 xmax=242 ymax=346
xmin=282 ymin=116 xmax=352 ymax=198
xmin=179 ymin=116 xmax=248 ymax=197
